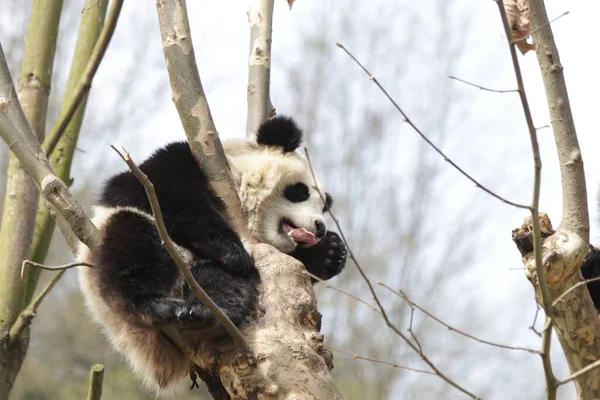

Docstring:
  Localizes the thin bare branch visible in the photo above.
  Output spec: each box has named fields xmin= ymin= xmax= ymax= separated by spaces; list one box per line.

xmin=43 ymin=0 xmax=124 ymax=156
xmin=449 ymin=75 xmax=518 ymax=93
xmin=21 ymin=260 xmax=94 ymax=279
xmin=557 ymin=359 xmax=600 ymax=387
xmin=529 ymin=11 xmax=569 ymax=37
xmin=9 ymin=270 xmax=65 ymax=347
xmin=496 ymin=2 xmax=558 ymax=397
xmin=306 ymin=271 xmax=381 ymax=315
xmin=110 ymin=145 xmax=248 ymax=349
xmin=378 ymin=282 xmax=540 ymax=354
xmin=336 ymin=42 xmax=528 ymax=211
xmin=530 ymin=305 xmax=542 ymax=337
xmin=552 ymin=277 xmax=600 ymax=308
xmin=325 ymin=345 xmax=435 ymax=376
xmin=304 ymin=147 xmax=481 ymax=400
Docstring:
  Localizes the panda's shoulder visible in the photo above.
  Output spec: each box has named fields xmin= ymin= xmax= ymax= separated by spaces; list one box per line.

xmin=140 ymin=141 xmax=196 ymax=172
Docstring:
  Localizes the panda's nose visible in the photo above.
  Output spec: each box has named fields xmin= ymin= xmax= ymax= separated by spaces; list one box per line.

xmin=315 ymin=221 xmax=326 ymax=238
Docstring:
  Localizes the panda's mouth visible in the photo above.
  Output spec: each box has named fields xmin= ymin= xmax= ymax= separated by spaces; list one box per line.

xmin=281 ymin=218 xmax=316 ymax=245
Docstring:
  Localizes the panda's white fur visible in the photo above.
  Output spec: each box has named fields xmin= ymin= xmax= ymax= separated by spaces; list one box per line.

xmin=77 ymin=116 xmax=347 ymax=394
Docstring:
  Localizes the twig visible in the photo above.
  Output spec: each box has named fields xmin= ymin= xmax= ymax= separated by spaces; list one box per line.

xmin=528 ymin=11 xmax=569 ymax=37
xmin=86 ymin=364 xmax=104 ymax=400
xmin=325 ymin=345 xmax=435 ymax=375
xmin=9 ymin=270 xmax=66 ymax=347
xmin=496 ymin=2 xmax=557 ymax=398
xmin=530 ymin=305 xmax=542 ymax=337
xmin=306 ymin=271 xmax=381 ymax=315
xmin=42 ymin=0 xmax=124 ymax=156
xmin=110 ymin=146 xmax=248 ymax=349
xmin=407 ymin=307 xmax=423 ymax=354
xmin=21 ymin=260 xmax=94 ymax=280
xmin=556 ymin=359 xmax=600 ymax=387
xmin=336 ymin=42 xmax=528 ymax=211
xmin=449 ymin=76 xmax=518 ymax=93
xmin=552 ymin=277 xmax=600 ymax=307
xmin=304 ymin=147 xmax=481 ymax=400
xmin=377 ymin=282 xmax=539 ymax=354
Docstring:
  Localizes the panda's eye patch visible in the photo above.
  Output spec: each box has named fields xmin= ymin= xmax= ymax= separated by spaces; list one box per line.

xmin=284 ymin=183 xmax=310 ymax=203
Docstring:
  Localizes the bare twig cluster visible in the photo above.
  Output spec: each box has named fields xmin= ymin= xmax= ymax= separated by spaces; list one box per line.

xmin=304 ymin=148 xmax=481 ymax=400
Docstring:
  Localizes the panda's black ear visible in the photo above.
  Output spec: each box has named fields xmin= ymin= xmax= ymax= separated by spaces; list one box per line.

xmin=256 ymin=116 xmax=303 ymax=153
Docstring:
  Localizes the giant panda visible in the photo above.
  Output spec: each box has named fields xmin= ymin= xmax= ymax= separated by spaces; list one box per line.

xmin=77 ymin=116 xmax=347 ymax=393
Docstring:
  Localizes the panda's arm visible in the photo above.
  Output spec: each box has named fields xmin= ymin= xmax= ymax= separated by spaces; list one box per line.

xmin=582 ymin=246 xmax=600 ymax=310
xmin=292 ymin=231 xmax=347 ymax=282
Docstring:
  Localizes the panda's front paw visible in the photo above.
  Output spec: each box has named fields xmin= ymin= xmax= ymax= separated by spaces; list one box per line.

xmin=293 ymin=231 xmax=347 ymax=281
xmin=220 ymin=244 xmax=256 ymax=278
xmin=319 ymin=231 xmax=347 ymax=280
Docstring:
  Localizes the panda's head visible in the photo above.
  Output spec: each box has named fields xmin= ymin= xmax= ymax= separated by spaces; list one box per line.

xmin=224 ymin=116 xmax=333 ymax=254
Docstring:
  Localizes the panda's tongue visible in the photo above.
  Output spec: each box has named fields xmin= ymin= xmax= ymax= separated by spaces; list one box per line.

xmin=283 ymin=223 xmax=316 ymax=245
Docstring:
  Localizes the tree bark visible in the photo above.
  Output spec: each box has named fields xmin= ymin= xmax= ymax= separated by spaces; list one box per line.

xmin=525 ymin=0 xmax=600 ymax=397
xmin=246 ymin=0 xmax=275 ymax=137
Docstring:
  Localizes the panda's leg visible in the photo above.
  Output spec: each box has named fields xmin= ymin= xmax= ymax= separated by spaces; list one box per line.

xmin=184 ymin=261 xmax=260 ymax=327
xmin=581 ymin=246 xmax=600 ymax=311
xmin=166 ymin=205 xmax=256 ymax=278
xmin=95 ymin=209 xmax=218 ymax=327
xmin=291 ymin=231 xmax=347 ymax=282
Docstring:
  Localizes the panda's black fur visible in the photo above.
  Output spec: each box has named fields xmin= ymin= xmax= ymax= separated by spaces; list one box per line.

xmin=582 ymin=247 xmax=600 ymax=309
xmin=77 ymin=116 xmax=346 ymax=393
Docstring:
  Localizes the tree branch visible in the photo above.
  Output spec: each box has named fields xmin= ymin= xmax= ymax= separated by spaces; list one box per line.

xmin=502 ymin=1 xmax=600 ymax=397
xmin=336 ymin=42 xmax=528 ymax=211
xmin=8 ymin=269 xmax=66 ymax=347
xmin=0 ymin=3 xmax=62 ymax=395
xmin=156 ymin=0 xmax=250 ymax=243
xmin=42 ymin=0 xmax=123 ymax=157
xmin=378 ymin=282 xmax=540 ymax=354
xmin=246 ymin=0 xmax=275 ymax=137
xmin=155 ymin=2 xmax=344 ymax=397
xmin=0 ymin=111 xmax=101 ymax=252
xmin=304 ymin=148 xmax=480 ymax=400
xmin=496 ymin=3 xmax=558 ymax=397
xmin=27 ymin=0 xmax=118 ymax=305
xmin=325 ymin=345 xmax=435 ymax=375
xmin=529 ymin=2 xmax=588 ymax=240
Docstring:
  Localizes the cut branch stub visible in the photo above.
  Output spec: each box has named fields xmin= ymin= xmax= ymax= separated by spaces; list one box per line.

xmin=513 ymin=213 xmax=600 ymax=394
xmin=513 ymin=213 xmax=587 ymax=285
xmin=512 ymin=212 xmax=554 ymax=256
